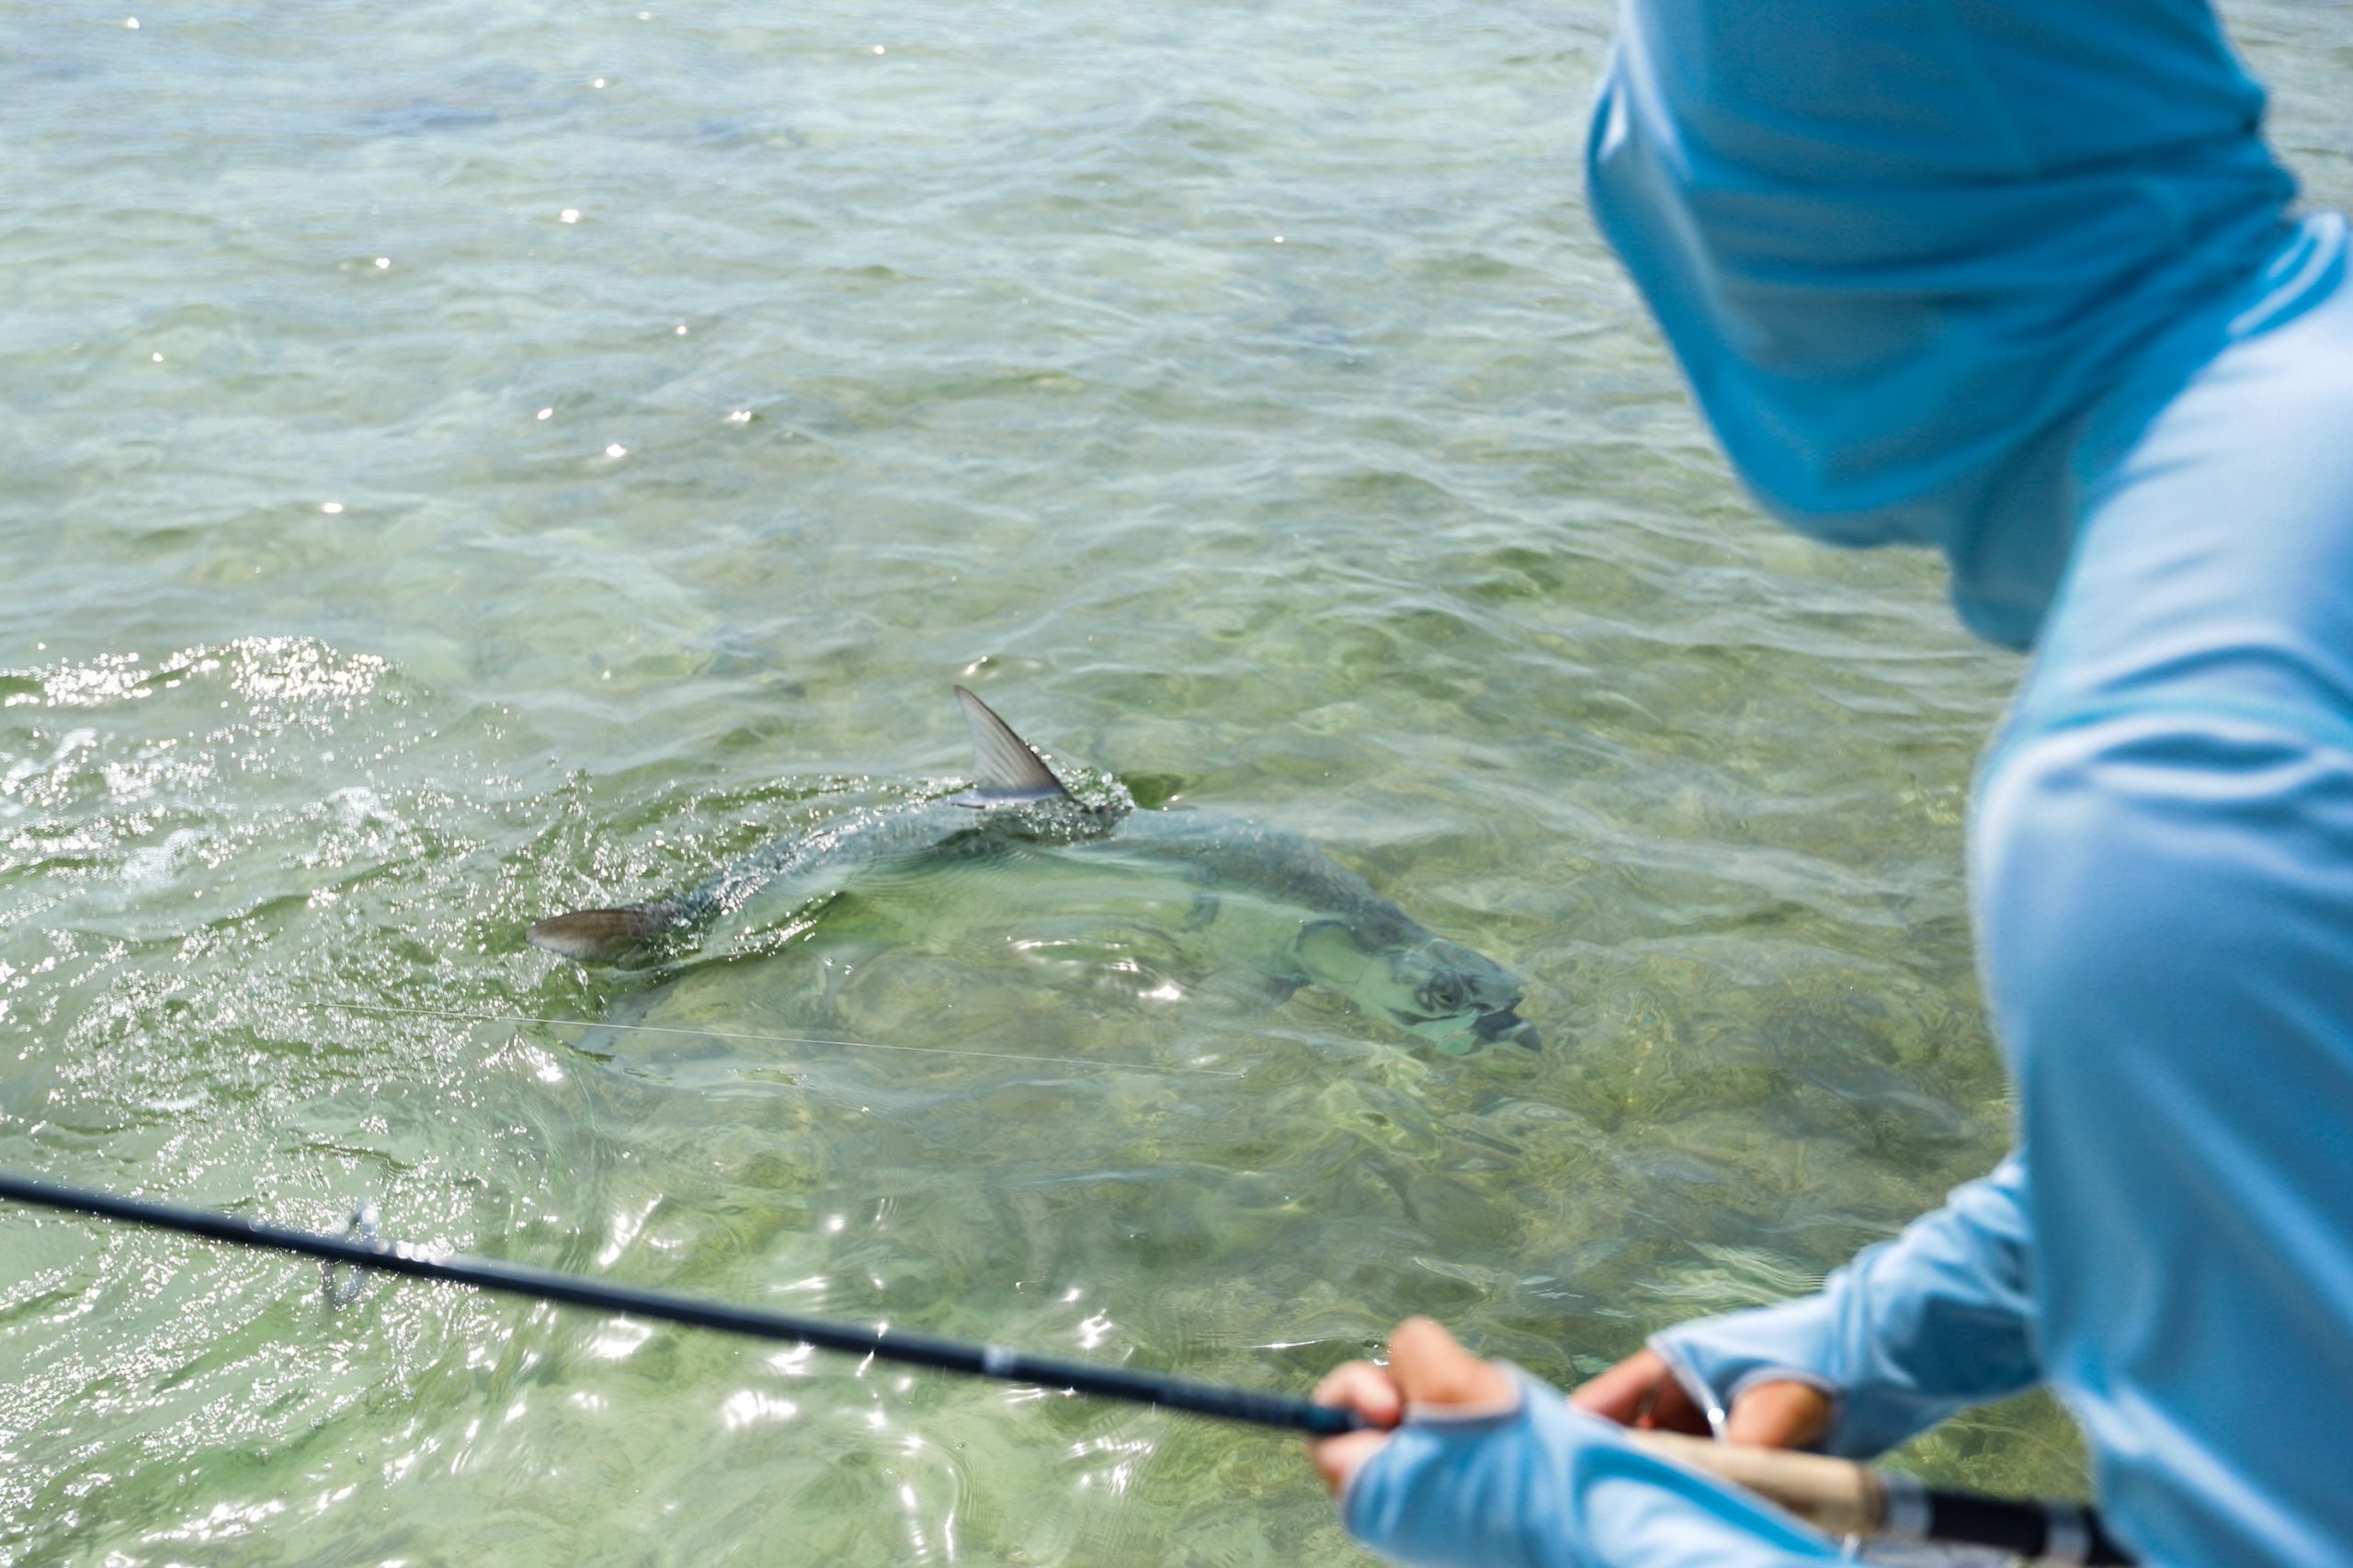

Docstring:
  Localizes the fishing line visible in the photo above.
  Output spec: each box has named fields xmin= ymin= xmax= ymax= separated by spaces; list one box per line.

xmin=321 ymin=1000 xmax=1245 ymax=1079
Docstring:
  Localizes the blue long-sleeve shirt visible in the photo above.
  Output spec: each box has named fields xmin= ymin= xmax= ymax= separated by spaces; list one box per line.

xmin=1343 ymin=4 xmax=2353 ymax=1564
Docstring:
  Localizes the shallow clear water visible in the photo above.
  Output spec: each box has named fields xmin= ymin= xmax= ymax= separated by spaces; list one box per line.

xmin=2 ymin=3 xmax=2347 ymax=1562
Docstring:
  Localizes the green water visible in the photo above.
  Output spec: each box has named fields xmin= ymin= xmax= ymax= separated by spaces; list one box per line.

xmin=4 ymin=3 xmax=2348 ymax=1562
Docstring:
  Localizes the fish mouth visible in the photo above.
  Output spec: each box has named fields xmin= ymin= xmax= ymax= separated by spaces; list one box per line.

xmin=1472 ymin=1006 xmax=1540 ymax=1051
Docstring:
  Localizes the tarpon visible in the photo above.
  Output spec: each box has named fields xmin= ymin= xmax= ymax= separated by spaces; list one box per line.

xmin=528 ymin=687 xmax=1538 ymax=1054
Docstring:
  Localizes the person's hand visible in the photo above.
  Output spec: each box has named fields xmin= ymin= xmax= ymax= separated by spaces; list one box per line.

xmin=1570 ymin=1346 xmax=1831 ymax=1449
xmin=1310 ymin=1317 xmax=1516 ymax=1495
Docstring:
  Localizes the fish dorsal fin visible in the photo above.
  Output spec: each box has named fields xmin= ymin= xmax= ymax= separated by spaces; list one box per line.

xmin=952 ymin=686 xmax=1072 ymax=807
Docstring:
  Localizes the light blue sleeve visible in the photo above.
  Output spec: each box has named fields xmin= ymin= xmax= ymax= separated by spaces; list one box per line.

xmin=1343 ymin=1368 xmax=1841 ymax=1568
xmin=1648 ymin=1155 xmax=2039 ymax=1460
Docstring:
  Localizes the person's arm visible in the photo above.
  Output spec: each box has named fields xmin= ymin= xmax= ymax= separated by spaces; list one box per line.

xmin=1314 ymin=1320 xmax=1846 ymax=1568
xmin=1625 ymin=1153 xmax=2040 ymax=1460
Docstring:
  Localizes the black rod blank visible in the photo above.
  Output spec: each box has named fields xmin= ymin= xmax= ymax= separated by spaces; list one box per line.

xmin=0 ymin=1170 xmax=1366 ymax=1437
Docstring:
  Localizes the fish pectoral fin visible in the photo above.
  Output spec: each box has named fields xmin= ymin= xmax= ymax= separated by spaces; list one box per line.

xmin=526 ymin=901 xmax=681 ymax=966
xmin=1293 ymin=918 xmax=1371 ymax=984
xmin=951 ymin=686 xmax=1072 ymax=805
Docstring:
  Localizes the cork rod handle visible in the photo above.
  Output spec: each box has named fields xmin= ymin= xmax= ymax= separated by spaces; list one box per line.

xmin=1625 ymin=1429 xmax=1886 ymax=1539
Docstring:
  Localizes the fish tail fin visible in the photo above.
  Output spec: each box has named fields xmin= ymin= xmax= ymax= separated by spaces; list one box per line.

xmin=526 ymin=901 xmax=681 ymax=966
xmin=950 ymin=686 xmax=1072 ymax=807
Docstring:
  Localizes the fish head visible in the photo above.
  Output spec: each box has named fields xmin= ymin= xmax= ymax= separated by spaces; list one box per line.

xmin=1293 ymin=920 xmax=1539 ymax=1054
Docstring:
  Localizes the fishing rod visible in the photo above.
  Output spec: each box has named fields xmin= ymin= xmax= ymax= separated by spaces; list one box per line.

xmin=1625 ymin=1428 xmax=2129 ymax=1565
xmin=0 ymin=1171 xmax=1343 ymax=1434
xmin=0 ymin=1171 xmax=2129 ymax=1563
